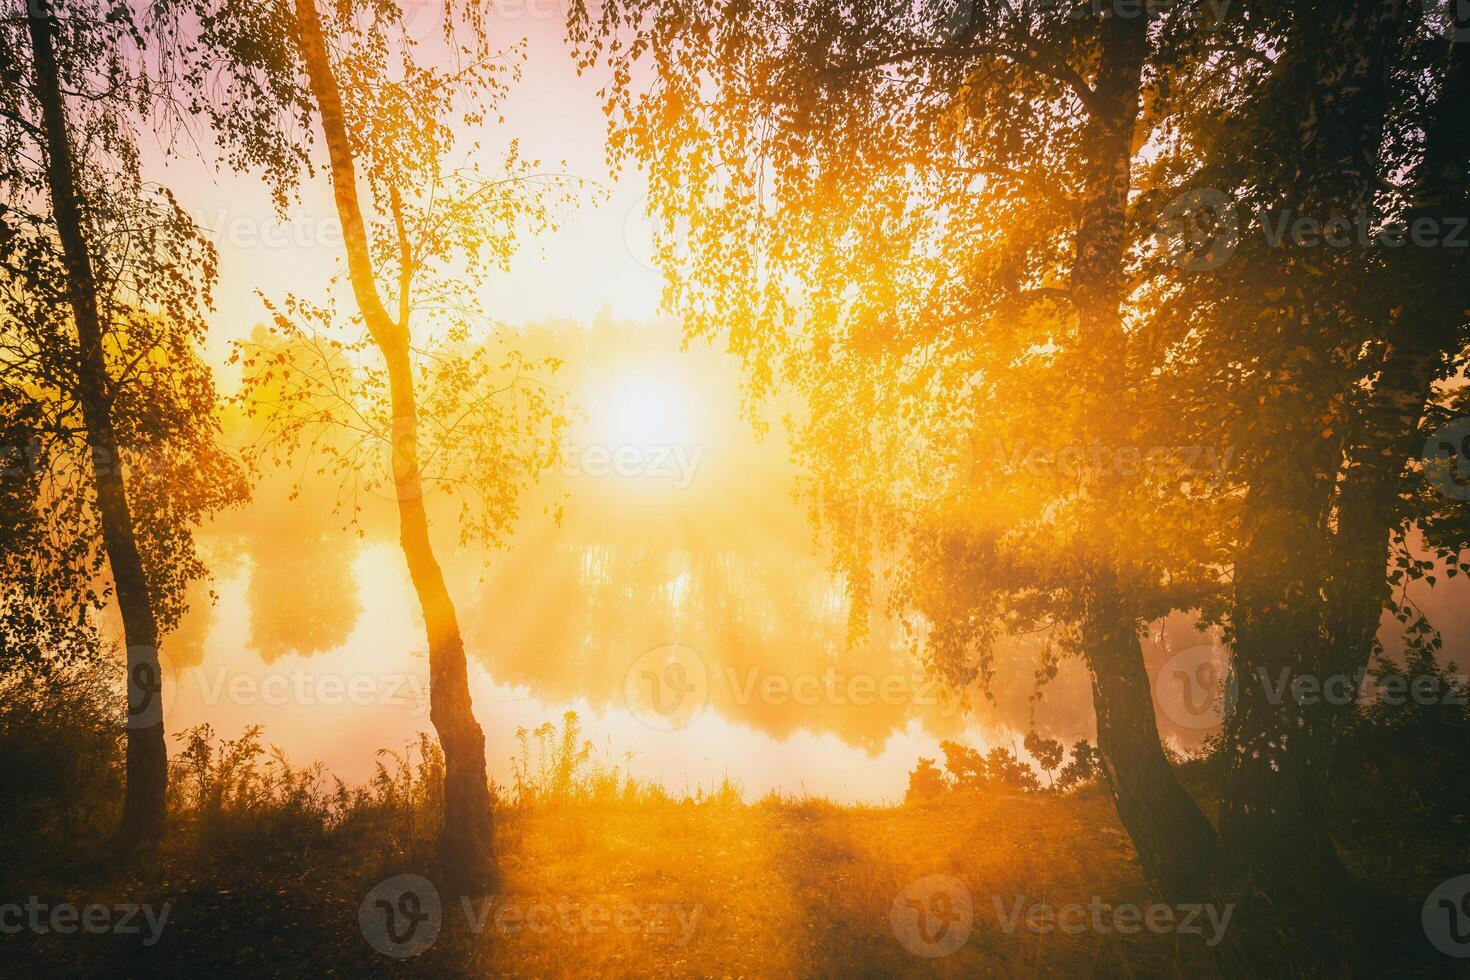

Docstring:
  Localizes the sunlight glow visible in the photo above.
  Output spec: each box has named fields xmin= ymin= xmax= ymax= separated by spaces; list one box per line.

xmin=586 ymin=369 xmax=702 ymax=451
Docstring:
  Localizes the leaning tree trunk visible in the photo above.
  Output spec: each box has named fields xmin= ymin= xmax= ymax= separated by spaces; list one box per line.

xmin=1084 ymin=572 xmax=1218 ymax=900
xmin=1325 ymin=31 xmax=1470 ymax=706
xmin=1214 ymin=0 xmax=1407 ymax=901
xmin=292 ymin=0 xmax=498 ymax=893
xmin=26 ymin=0 xmax=167 ymax=846
xmin=1069 ymin=10 xmax=1216 ymax=900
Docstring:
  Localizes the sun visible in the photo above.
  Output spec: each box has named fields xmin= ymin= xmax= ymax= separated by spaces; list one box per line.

xmin=586 ymin=368 xmax=701 ymax=450
xmin=608 ymin=382 xmax=679 ymax=446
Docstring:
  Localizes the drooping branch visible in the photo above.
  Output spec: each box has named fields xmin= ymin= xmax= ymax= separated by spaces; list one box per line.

xmin=825 ymin=39 xmax=1107 ymax=123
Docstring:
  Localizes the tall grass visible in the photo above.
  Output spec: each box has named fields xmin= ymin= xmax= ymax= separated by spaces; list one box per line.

xmin=0 ymin=661 xmax=745 ymax=883
xmin=0 ymin=658 xmax=123 ymax=845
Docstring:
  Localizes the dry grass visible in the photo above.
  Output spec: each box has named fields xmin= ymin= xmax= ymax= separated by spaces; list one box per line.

xmin=3 ymin=778 xmax=1462 ymax=978
xmin=2 ymin=701 xmax=1464 ymax=977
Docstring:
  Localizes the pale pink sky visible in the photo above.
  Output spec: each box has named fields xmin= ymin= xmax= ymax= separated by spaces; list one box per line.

xmin=145 ymin=7 xmax=661 ymax=372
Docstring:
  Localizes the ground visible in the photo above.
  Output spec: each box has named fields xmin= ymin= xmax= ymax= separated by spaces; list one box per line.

xmin=4 ymin=769 xmax=1463 ymax=978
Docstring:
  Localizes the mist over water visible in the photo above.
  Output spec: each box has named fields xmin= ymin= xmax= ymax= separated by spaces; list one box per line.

xmin=134 ymin=315 xmax=1468 ymax=800
xmin=137 ymin=318 xmax=1124 ymax=801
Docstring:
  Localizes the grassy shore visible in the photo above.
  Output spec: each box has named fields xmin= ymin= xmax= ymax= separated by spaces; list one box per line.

xmin=4 ymin=765 xmax=1463 ymax=978
xmin=4 ymin=679 xmax=1466 ymax=977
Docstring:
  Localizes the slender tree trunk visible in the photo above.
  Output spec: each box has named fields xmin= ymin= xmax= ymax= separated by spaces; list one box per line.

xmin=1325 ymin=32 xmax=1470 ymax=698
xmin=1215 ymin=0 xmax=1407 ymax=900
xmin=1327 ymin=351 xmax=1444 ymax=679
xmin=1085 ymin=573 xmax=1218 ymax=899
xmin=1069 ymin=11 xmax=1216 ymax=899
xmin=26 ymin=0 xmax=167 ymax=846
xmin=292 ymin=0 xmax=499 ymax=894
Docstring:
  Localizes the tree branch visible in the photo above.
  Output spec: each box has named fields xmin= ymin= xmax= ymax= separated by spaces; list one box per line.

xmin=825 ymin=40 xmax=1106 ymax=123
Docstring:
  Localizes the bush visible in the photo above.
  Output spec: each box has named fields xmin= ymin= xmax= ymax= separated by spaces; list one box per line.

xmin=906 ymin=734 xmax=1098 ymax=802
xmin=168 ymin=723 xmax=364 ymax=852
xmin=508 ymin=710 xmax=676 ymax=808
xmin=904 ymin=757 xmax=946 ymax=802
xmin=0 ymin=658 xmax=122 ymax=843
